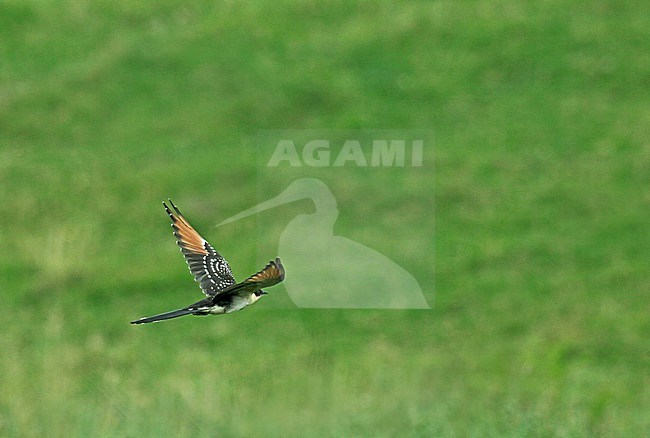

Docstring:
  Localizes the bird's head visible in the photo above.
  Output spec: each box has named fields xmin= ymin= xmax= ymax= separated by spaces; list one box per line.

xmin=254 ymin=290 xmax=268 ymax=298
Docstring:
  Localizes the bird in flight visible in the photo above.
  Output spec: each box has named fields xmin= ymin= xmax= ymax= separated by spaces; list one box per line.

xmin=131 ymin=199 xmax=285 ymax=324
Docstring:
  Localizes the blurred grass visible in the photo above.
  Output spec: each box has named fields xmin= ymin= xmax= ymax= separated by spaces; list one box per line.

xmin=1 ymin=0 xmax=649 ymax=436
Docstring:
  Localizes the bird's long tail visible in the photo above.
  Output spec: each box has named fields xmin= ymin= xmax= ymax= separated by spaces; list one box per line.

xmin=130 ymin=308 xmax=192 ymax=324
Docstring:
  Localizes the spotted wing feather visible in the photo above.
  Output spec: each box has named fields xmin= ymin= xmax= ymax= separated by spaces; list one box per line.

xmin=164 ymin=199 xmax=236 ymax=296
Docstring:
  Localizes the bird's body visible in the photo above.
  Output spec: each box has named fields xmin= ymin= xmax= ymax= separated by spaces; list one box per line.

xmin=131 ymin=200 xmax=284 ymax=325
xmin=218 ymin=178 xmax=428 ymax=308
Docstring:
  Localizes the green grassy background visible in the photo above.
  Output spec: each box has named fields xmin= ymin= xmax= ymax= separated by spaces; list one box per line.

xmin=1 ymin=0 xmax=649 ymax=436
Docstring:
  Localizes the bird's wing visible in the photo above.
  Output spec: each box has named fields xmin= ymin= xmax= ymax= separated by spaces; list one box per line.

xmin=241 ymin=257 xmax=285 ymax=289
xmin=164 ymin=199 xmax=236 ymax=296
xmin=214 ymin=258 xmax=285 ymax=298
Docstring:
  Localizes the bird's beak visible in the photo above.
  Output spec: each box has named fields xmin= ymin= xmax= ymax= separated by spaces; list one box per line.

xmin=261 ymin=290 xmax=269 ymax=295
xmin=216 ymin=181 xmax=307 ymax=227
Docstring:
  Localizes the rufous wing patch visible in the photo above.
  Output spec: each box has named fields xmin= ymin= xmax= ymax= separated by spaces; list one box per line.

xmin=245 ymin=258 xmax=285 ymax=286
xmin=164 ymin=200 xmax=209 ymax=255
